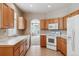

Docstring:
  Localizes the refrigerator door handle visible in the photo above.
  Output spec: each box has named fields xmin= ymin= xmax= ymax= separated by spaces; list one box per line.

xmin=72 ymin=32 xmax=75 ymax=51
xmin=68 ymin=37 xmax=72 ymax=38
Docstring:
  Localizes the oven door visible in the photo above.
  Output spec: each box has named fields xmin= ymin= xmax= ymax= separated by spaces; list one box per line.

xmin=47 ymin=37 xmax=56 ymax=46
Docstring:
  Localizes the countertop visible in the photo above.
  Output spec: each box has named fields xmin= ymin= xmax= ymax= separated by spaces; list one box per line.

xmin=0 ymin=35 xmax=30 ymax=45
xmin=57 ymin=34 xmax=67 ymax=39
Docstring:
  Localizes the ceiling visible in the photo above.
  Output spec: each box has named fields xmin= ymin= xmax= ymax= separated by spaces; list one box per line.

xmin=15 ymin=3 xmax=71 ymax=14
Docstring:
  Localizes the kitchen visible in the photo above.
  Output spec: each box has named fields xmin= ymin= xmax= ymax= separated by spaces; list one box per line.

xmin=0 ymin=3 xmax=79 ymax=56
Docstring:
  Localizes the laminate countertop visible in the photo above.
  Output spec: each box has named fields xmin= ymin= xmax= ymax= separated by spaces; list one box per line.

xmin=57 ymin=35 xmax=67 ymax=40
xmin=0 ymin=35 xmax=30 ymax=45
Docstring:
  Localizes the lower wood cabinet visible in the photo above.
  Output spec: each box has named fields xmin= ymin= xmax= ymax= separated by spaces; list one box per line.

xmin=14 ymin=48 xmax=20 ymax=56
xmin=40 ymin=35 xmax=46 ymax=48
xmin=57 ymin=37 xmax=67 ymax=56
xmin=0 ymin=39 xmax=30 ymax=56
xmin=0 ymin=47 xmax=14 ymax=56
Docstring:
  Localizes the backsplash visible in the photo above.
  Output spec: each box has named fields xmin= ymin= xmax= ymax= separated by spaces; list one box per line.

xmin=0 ymin=29 xmax=8 ymax=38
xmin=0 ymin=29 xmax=7 ymax=35
xmin=60 ymin=30 xmax=67 ymax=35
xmin=41 ymin=30 xmax=67 ymax=36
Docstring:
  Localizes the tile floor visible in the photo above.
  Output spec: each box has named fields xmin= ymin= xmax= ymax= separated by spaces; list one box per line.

xmin=26 ymin=45 xmax=63 ymax=56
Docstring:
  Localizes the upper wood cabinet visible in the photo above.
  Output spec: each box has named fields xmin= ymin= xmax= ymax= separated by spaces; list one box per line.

xmin=8 ymin=7 xmax=14 ymax=28
xmin=40 ymin=18 xmax=59 ymax=30
xmin=1 ymin=4 xmax=8 ymax=28
xmin=0 ymin=4 xmax=2 ymax=28
xmin=40 ymin=19 xmax=46 ymax=30
xmin=48 ymin=18 xmax=58 ymax=24
xmin=40 ymin=19 xmax=48 ymax=30
xmin=58 ymin=17 xmax=64 ymax=30
xmin=63 ymin=17 xmax=67 ymax=30
xmin=48 ymin=19 xmax=55 ymax=24
xmin=45 ymin=20 xmax=48 ymax=29
xmin=58 ymin=17 xmax=67 ymax=30
xmin=0 ymin=3 xmax=14 ymax=29
xmin=17 ymin=17 xmax=25 ymax=29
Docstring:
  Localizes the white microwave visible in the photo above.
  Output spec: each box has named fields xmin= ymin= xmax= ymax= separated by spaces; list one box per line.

xmin=48 ymin=23 xmax=58 ymax=29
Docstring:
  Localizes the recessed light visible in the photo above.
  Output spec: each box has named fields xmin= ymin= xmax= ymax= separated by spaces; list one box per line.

xmin=48 ymin=5 xmax=51 ymax=8
xmin=30 ymin=4 xmax=33 ymax=7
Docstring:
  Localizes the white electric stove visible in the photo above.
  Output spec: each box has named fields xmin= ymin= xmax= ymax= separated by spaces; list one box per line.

xmin=46 ymin=31 xmax=60 ymax=50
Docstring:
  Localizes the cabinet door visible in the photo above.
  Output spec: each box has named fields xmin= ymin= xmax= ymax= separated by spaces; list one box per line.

xmin=61 ymin=38 xmax=67 ymax=55
xmin=57 ymin=37 xmax=67 ymax=56
xmin=0 ymin=4 xmax=2 ymax=28
xmin=8 ymin=7 xmax=14 ymax=28
xmin=57 ymin=37 xmax=62 ymax=51
xmin=40 ymin=20 xmax=45 ymax=29
xmin=14 ymin=48 xmax=20 ymax=56
xmin=58 ymin=18 xmax=64 ymax=30
xmin=1 ymin=4 xmax=8 ymax=28
xmin=45 ymin=20 xmax=48 ymax=29
xmin=57 ymin=37 xmax=60 ymax=50
xmin=63 ymin=17 xmax=67 ymax=30
xmin=54 ymin=18 xmax=58 ymax=23
xmin=48 ymin=19 xmax=54 ymax=24
xmin=20 ymin=42 xmax=25 ymax=56
xmin=40 ymin=35 xmax=46 ymax=47
xmin=24 ymin=40 xmax=27 ymax=53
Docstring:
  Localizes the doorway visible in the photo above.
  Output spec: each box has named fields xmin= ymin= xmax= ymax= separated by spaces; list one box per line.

xmin=30 ymin=19 xmax=40 ymax=46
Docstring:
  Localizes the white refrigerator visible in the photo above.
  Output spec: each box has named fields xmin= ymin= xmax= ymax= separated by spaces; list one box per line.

xmin=67 ymin=15 xmax=79 ymax=56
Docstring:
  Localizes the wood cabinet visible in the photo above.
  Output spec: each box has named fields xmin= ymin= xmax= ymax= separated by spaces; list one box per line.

xmin=1 ymin=4 xmax=8 ymax=28
xmin=57 ymin=37 xmax=67 ymax=56
xmin=0 ymin=4 xmax=2 ymax=28
xmin=40 ymin=18 xmax=59 ymax=30
xmin=18 ymin=17 xmax=25 ymax=29
xmin=48 ymin=18 xmax=58 ymax=24
xmin=45 ymin=20 xmax=48 ymax=29
xmin=48 ymin=19 xmax=54 ymax=23
xmin=0 ymin=47 xmax=14 ymax=56
xmin=40 ymin=20 xmax=46 ymax=30
xmin=58 ymin=17 xmax=67 ymax=30
xmin=0 ymin=3 xmax=14 ymax=29
xmin=0 ymin=38 xmax=31 ymax=56
xmin=40 ymin=35 xmax=46 ymax=47
xmin=58 ymin=18 xmax=64 ymax=30
xmin=14 ymin=48 xmax=20 ymax=56
xmin=57 ymin=37 xmax=62 ymax=51
xmin=8 ymin=7 xmax=14 ymax=28
xmin=63 ymin=17 xmax=67 ymax=30
xmin=40 ymin=19 xmax=48 ymax=30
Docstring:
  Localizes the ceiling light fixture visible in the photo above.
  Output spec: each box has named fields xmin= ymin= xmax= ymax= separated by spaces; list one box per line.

xmin=48 ymin=5 xmax=51 ymax=8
